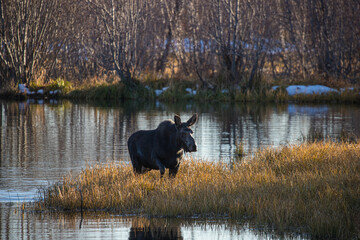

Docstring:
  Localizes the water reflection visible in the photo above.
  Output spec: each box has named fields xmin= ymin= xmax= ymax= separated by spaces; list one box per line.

xmin=0 ymin=100 xmax=360 ymax=203
xmin=129 ymin=218 xmax=182 ymax=240
xmin=0 ymin=203 xmax=308 ymax=240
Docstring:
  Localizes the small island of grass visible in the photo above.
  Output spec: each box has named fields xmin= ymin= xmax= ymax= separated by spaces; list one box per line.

xmin=39 ymin=141 xmax=360 ymax=239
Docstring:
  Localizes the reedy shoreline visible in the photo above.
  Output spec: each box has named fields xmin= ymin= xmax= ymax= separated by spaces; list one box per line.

xmin=1 ymin=80 xmax=360 ymax=103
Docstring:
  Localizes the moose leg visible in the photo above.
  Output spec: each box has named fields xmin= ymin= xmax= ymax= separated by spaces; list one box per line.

xmin=154 ymin=159 xmax=165 ymax=178
xmin=141 ymin=166 xmax=151 ymax=173
xmin=129 ymin=153 xmax=143 ymax=174
xmin=133 ymin=163 xmax=143 ymax=174
xmin=151 ymin=152 xmax=165 ymax=178
xmin=169 ymin=166 xmax=179 ymax=178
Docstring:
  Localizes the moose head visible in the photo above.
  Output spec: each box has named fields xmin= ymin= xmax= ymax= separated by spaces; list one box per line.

xmin=174 ymin=113 xmax=198 ymax=152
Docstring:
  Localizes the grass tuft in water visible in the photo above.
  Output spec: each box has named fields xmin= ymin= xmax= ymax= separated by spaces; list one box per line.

xmin=234 ymin=140 xmax=246 ymax=160
xmin=39 ymin=142 xmax=360 ymax=239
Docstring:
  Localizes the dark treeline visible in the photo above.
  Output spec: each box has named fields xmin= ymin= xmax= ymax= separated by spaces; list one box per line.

xmin=0 ymin=0 xmax=359 ymax=89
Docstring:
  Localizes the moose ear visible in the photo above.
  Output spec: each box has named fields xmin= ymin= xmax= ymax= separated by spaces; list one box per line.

xmin=186 ymin=113 xmax=198 ymax=127
xmin=174 ymin=115 xmax=181 ymax=128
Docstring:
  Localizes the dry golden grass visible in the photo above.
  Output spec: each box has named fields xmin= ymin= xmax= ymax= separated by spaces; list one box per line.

xmin=40 ymin=142 xmax=360 ymax=239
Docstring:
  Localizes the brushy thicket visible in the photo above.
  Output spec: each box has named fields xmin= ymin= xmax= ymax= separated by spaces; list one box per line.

xmin=39 ymin=142 xmax=360 ymax=239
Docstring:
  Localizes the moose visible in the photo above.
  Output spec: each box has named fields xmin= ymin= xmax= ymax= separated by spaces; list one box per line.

xmin=127 ymin=114 xmax=198 ymax=178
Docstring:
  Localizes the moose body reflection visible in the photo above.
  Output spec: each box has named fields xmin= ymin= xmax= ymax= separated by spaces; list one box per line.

xmin=127 ymin=114 xmax=198 ymax=178
xmin=129 ymin=218 xmax=183 ymax=240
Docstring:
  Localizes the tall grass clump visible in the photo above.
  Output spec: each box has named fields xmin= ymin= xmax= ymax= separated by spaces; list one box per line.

xmin=66 ymin=81 xmax=153 ymax=101
xmin=234 ymin=140 xmax=246 ymax=160
xmin=40 ymin=141 xmax=360 ymax=239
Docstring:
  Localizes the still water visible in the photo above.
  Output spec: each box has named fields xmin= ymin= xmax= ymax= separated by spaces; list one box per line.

xmin=2 ymin=203 xmax=306 ymax=240
xmin=0 ymin=99 xmax=359 ymax=239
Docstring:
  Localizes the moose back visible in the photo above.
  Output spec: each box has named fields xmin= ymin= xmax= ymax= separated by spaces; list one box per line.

xmin=127 ymin=114 xmax=198 ymax=178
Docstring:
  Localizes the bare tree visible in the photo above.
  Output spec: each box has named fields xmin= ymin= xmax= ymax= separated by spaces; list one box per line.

xmin=205 ymin=0 xmax=244 ymax=83
xmin=154 ymin=0 xmax=182 ymax=73
xmin=85 ymin=0 xmax=157 ymax=85
xmin=0 ymin=0 xmax=59 ymax=86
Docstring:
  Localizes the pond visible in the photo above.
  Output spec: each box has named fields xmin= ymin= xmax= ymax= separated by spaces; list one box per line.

xmin=1 ymin=99 xmax=359 ymax=239
xmin=1 ymin=202 xmax=308 ymax=240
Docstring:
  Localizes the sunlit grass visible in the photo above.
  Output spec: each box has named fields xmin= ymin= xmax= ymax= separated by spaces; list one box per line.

xmin=40 ymin=141 xmax=359 ymax=238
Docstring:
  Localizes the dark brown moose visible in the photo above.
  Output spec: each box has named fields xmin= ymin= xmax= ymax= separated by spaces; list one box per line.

xmin=127 ymin=114 xmax=198 ymax=178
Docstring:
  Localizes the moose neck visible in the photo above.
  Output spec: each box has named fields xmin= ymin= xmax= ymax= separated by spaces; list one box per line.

xmin=170 ymin=126 xmax=184 ymax=154
xmin=174 ymin=133 xmax=184 ymax=152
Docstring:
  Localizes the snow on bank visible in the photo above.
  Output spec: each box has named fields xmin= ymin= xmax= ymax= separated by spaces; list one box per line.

xmin=18 ymin=84 xmax=61 ymax=96
xmin=154 ymin=87 xmax=169 ymax=96
xmin=272 ymin=85 xmax=341 ymax=96
xmin=18 ymin=84 xmax=35 ymax=94
xmin=185 ymin=88 xmax=197 ymax=95
xmin=154 ymin=84 xmax=353 ymax=98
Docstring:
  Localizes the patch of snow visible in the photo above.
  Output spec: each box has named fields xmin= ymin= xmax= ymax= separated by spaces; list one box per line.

xmin=185 ymin=88 xmax=197 ymax=95
xmin=155 ymin=90 xmax=163 ymax=96
xmin=272 ymin=85 xmax=340 ymax=96
xmin=155 ymin=87 xmax=169 ymax=96
xmin=221 ymin=89 xmax=229 ymax=94
xmin=49 ymin=91 xmax=54 ymax=94
xmin=37 ymin=89 xmax=44 ymax=94
xmin=145 ymin=85 xmax=151 ymax=90
xmin=18 ymin=84 xmax=29 ymax=93
xmin=286 ymin=85 xmax=338 ymax=96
